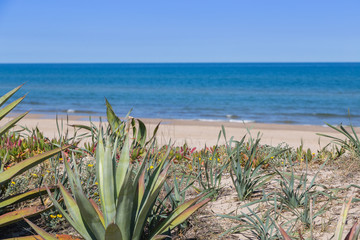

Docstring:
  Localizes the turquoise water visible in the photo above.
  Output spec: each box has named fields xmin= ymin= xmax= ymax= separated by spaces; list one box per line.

xmin=0 ymin=63 xmax=359 ymax=125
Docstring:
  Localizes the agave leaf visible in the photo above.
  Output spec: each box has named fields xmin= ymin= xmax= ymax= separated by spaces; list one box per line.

xmin=147 ymin=147 xmax=171 ymax=195
xmin=163 ymin=198 xmax=210 ymax=230
xmin=0 ymin=205 xmax=50 ymax=227
xmin=89 ymin=198 xmax=105 ymax=227
xmin=24 ymin=218 xmax=58 ymax=240
xmin=96 ymin=130 xmax=105 ymax=210
xmin=0 ymin=95 xmax=26 ymax=121
xmin=0 ymin=112 xmax=28 ymax=137
xmin=150 ymin=194 xmax=210 ymax=237
xmin=137 ymin=169 xmax=145 ymax=210
xmin=0 ymin=186 xmax=54 ymax=209
xmin=145 ymin=122 xmax=160 ymax=146
xmin=105 ymin=98 xmax=121 ymax=133
xmin=152 ymin=163 xmax=171 ymax=194
xmin=45 ymin=186 xmax=92 ymax=240
xmin=115 ymin=169 xmax=137 ymax=240
xmin=132 ymin=163 xmax=171 ymax=240
xmin=58 ymin=183 xmax=94 ymax=235
xmin=0 ymin=84 xmax=23 ymax=107
xmin=101 ymin=137 xmax=116 ymax=227
xmin=63 ymin=156 xmax=82 ymax=198
xmin=115 ymin=134 xmax=130 ymax=197
xmin=68 ymin=152 xmax=83 ymax=189
xmin=0 ymin=145 xmax=70 ymax=185
xmin=63 ymin=157 xmax=105 ymax=238
xmin=72 ymin=183 xmax=106 ymax=239
xmin=105 ymin=223 xmax=123 ymax=240
xmin=136 ymin=119 xmax=146 ymax=147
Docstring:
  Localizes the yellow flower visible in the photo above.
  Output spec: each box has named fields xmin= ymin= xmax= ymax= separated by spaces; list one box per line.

xmin=199 ymin=157 xmax=201 ymax=160
xmin=187 ymin=164 xmax=193 ymax=170
xmin=301 ymin=158 xmax=304 ymax=162
xmin=98 ymin=199 xmax=101 ymax=202
xmin=209 ymin=157 xmax=212 ymax=160
xmin=57 ymin=214 xmax=62 ymax=218
xmin=46 ymin=170 xmax=50 ymax=173
xmin=88 ymin=164 xmax=94 ymax=167
xmin=59 ymin=157 xmax=63 ymax=161
xmin=11 ymin=181 xmax=15 ymax=185
xmin=281 ymin=162 xmax=284 ymax=164
xmin=50 ymin=214 xmax=56 ymax=219
xmin=95 ymin=182 xmax=98 ymax=185
xmin=149 ymin=165 xmax=154 ymax=169
xmin=217 ymin=158 xmax=220 ymax=162
xmin=94 ymin=192 xmax=98 ymax=196
xmin=32 ymin=173 xmax=38 ymax=177
xmin=271 ymin=156 xmax=274 ymax=159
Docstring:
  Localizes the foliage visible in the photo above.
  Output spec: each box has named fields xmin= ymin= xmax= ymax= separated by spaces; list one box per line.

xmin=275 ymin=167 xmax=319 ymax=209
xmin=220 ymin=208 xmax=281 ymax=239
xmin=278 ymin=196 xmax=360 ymax=240
xmin=73 ymin=99 xmax=160 ymax=162
xmin=28 ymin=127 xmax=209 ymax=240
xmin=0 ymin=84 xmax=28 ymax=138
xmin=191 ymin=132 xmax=229 ymax=194
xmin=0 ymin=85 xmax=71 ymax=228
xmin=225 ymin=128 xmax=282 ymax=201
xmin=0 ymin=128 xmax=57 ymax=169
xmin=318 ymin=123 xmax=360 ymax=158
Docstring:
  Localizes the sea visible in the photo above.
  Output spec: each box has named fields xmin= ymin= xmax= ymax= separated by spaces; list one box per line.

xmin=0 ymin=63 xmax=359 ymax=126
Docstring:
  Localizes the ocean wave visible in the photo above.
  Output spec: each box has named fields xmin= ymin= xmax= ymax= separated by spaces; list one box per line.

xmin=197 ymin=119 xmax=223 ymax=122
xmin=197 ymin=118 xmax=255 ymax=123
xmin=229 ymin=119 xmax=255 ymax=123
xmin=226 ymin=114 xmax=240 ymax=119
xmin=63 ymin=109 xmax=99 ymax=114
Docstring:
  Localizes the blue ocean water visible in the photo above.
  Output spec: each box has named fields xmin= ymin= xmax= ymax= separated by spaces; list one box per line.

xmin=0 ymin=63 xmax=359 ymax=126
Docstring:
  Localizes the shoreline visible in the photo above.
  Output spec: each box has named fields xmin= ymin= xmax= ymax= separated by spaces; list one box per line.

xmin=4 ymin=113 xmax=358 ymax=151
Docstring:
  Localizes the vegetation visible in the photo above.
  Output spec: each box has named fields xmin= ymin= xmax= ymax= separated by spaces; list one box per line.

xmin=0 ymin=85 xmax=71 ymax=230
xmin=1 ymin=85 xmax=360 ymax=239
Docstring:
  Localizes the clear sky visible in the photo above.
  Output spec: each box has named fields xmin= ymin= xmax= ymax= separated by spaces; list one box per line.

xmin=0 ymin=0 xmax=359 ymax=63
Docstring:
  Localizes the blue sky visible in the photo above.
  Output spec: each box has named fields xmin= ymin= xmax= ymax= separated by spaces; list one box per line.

xmin=0 ymin=0 xmax=359 ymax=63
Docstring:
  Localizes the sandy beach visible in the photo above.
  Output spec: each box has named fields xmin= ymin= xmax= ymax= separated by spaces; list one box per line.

xmin=4 ymin=114 xmax=357 ymax=152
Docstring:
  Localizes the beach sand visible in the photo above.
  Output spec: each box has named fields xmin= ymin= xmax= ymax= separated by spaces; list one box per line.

xmin=4 ymin=114 xmax=357 ymax=152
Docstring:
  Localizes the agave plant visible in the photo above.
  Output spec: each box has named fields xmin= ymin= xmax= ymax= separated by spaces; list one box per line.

xmin=0 ymin=85 xmax=71 ymax=227
xmin=192 ymin=131 xmax=229 ymax=194
xmin=224 ymin=128 xmax=282 ymax=201
xmin=28 ymin=126 xmax=209 ymax=239
xmin=275 ymin=167 xmax=319 ymax=209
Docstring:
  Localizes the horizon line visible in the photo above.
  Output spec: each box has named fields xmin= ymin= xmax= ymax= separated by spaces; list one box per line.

xmin=0 ymin=61 xmax=359 ymax=64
